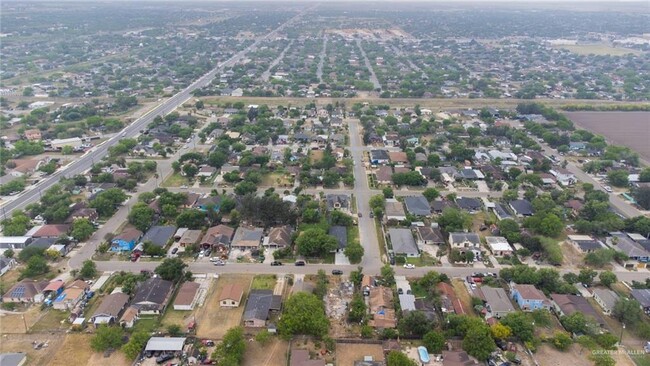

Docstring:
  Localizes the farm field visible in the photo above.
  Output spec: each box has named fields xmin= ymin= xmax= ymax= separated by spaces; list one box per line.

xmin=194 ymin=274 xmax=252 ymax=339
xmin=565 ymin=111 xmax=650 ymax=162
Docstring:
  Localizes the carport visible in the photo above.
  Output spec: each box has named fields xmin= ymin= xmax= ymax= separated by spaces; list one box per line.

xmin=145 ymin=337 xmax=186 ymax=352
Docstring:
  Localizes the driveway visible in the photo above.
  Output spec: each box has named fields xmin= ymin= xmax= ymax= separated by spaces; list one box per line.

xmin=335 ymin=252 xmax=350 ymax=265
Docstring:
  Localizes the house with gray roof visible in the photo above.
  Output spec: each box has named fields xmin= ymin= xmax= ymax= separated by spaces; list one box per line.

xmin=415 ymin=226 xmax=445 ymax=245
xmin=385 ymin=199 xmax=407 ymax=221
xmin=370 ymin=150 xmax=390 ymax=164
xmin=492 ymin=203 xmax=512 ymax=220
xmin=509 ymin=199 xmax=534 ymax=217
xmin=456 ymin=197 xmax=482 ymax=212
xmin=449 ymin=232 xmax=482 ymax=261
xmin=0 ymin=353 xmax=26 ymax=366
xmin=326 ymin=194 xmax=351 ymax=213
xmin=476 ymin=287 xmax=515 ymax=318
xmin=244 ymin=289 xmax=281 ymax=327
xmin=592 ymin=288 xmax=619 ymax=316
xmin=328 ymin=226 xmax=348 ymax=252
xmin=131 ymin=277 xmax=173 ymax=315
xmin=388 ymin=228 xmax=419 ymax=257
xmin=142 ymin=226 xmax=176 ymax=247
xmin=232 ymin=227 xmax=263 ymax=250
xmin=607 ymin=232 xmax=650 ymax=264
xmin=404 ymin=196 xmax=432 ymax=216
xmin=631 ymin=289 xmax=650 ymax=315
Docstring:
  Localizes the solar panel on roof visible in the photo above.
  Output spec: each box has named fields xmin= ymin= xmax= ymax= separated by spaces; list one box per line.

xmin=11 ymin=286 xmax=26 ymax=297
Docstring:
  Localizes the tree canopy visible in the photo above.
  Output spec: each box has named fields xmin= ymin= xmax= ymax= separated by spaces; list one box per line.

xmin=154 ymin=258 xmax=187 ymax=282
xmin=278 ymin=292 xmax=329 ymax=339
xmin=295 ymin=229 xmax=338 ymax=257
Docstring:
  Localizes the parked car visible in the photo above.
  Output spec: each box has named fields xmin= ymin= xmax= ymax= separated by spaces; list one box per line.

xmin=369 ymin=212 xmax=374 ymax=218
xmin=201 ymin=339 xmax=215 ymax=347
xmin=358 ymin=212 xmax=362 ymax=218
xmin=270 ymin=261 xmax=283 ymax=266
xmin=295 ymin=260 xmax=306 ymax=266
xmin=156 ymin=354 xmax=173 ymax=364
xmin=332 ymin=269 xmax=343 ymax=275
xmin=171 ymin=247 xmax=178 ymax=255
xmin=214 ymin=260 xmax=225 ymax=266
xmin=403 ymin=264 xmax=415 ymax=269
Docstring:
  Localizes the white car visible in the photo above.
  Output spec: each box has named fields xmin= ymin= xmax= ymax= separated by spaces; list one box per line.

xmin=403 ymin=264 xmax=416 ymax=269
xmin=604 ymin=186 xmax=613 ymax=193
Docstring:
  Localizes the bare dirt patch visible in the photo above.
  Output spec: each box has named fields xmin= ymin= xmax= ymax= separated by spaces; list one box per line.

xmin=566 ymin=112 xmax=650 ymax=162
xmin=535 ymin=343 xmax=592 ymax=366
xmin=335 ymin=343 xmax=385 ymax=365
xmin=242 ymin=338 xmax=289 ymax=366
xmin=0 ymin=305 xmax=41 ymax=334
xmin=194 ymin=274 xmax=252 ymax=340
xmin=49 ymin=334 xmax=94 ymax=366
xmin=0 ymin=333 xmax=65 ymax=366
xmin=552 ymin=44 xmax=641 ymax=56
xmin=451 ymin=279 xmax=475 ymax=316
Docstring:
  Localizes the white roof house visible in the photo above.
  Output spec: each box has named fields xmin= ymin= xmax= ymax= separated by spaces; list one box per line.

xmin=145 ymin=337 xmax=186 ymax=352
xmin=485 ymin=236 xmax=513 ymax=256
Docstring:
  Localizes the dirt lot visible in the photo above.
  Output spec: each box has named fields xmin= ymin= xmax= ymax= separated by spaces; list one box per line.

xmin=336 ymin=343 xmax=385 ymax=365
xmin=451 ymin=279 xmax=475 ymax=316
xmin=48 ymin=333 xmax=131 ymax=366
xmin=535 ymin=343 xmax=592 ymax=366
xmin=242 ymin=338 xmax=289 ymax=366
xmin=195 ymin=274 xmax=252 ymax=339
xmin=552 ymin=44 xmax=641 ymax=56
xmin=0 ymin=305 xmax=42 ymax=334
xmin=0 ymin=333 xmax=65 ymax=366
xmin=566 ymin=111 xmax=650 ymax=162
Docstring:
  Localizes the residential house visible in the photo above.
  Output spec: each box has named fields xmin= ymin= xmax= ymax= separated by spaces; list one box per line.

xmin=415 ymin=226 xmax=445 ymax=246
xmin=91 ymin=292 xmax=130 ymax=326
xmin=459 ymin=168 xmax=485 ymax=180
xmin=431 ymin=199 xmax=458 ymax=214
xmin=592 ymin=288 xmax=619 ymax=316
xmin=550 ymin=294 xmax=605 ymax=326
xmin=456 ymin=197 xmax=482 ymax=213
xmin=375 ymin=166 xmax=393 ymax=185
xmin=0 ymin=256 xmax=17 ymax=276
xmin=510 ymin=284 xmax=551 ymax=311
xmin=131 ymin=277 xmax=174 ymax=315
xmin=630 ymin=289 xmax=650 ymax=315
xmin=383 ymin=133 xmax=400 ymax=147
xmin=30 ymin=224 xmax=70 ymax=238
xmin=485 ymin=236 xmax=513 ymax=257
xmin=2 ymin=279 xmax=48 ymax=303
xmin=475 ymin=287 xmax=515 ymax=318
xmin=111 ymin=228 xmax=143 ymax=252
xmin=388 ymin=228 xmax=419 ymax=257
xmin=178 ymin=230 xmax=203 ymax=247
xmin=24 ymin=129 xmax=42 ymax=141
xmin=567 ymin=235 xmax=604 ymax=253
xmin=195 ymin=195 xmax=221 ymax=212
xmin=119 ymin=306 xmax=139 ymax=328
xmin=550 ymin=168 xmax=577 ymax=186
xmin=448 ymin=233 xmax=482 ymax=261
xmin=492 ymin=203 xmax=513 ymax=220
xmin=67 ymin=208 xmax=99 ymax=223
xmin=0 ymin=237 xmax=32 ymax=250
xmin=219 ymin=283 xmax=244 ymax=308
xmin=173 ymin=282 xmax=200 ymax=311
xmin=142 ymin=226 xmax=176 ymax=247
xmin=437 ymin=282 xmax=467 ymax=315
xmin=243 ymin=289 xmax=281 ymax=327
xmin=607 ymin=232 xmax=650 ymax=264
xmin=385 ymin=199 xmax=407 ymax=221
xmin=509 ymin=199 xmax=534 ymax=217
xmin=403 ymin=196 xmax=431 ymax=216
xmin=368 ymin=287 xmax=397 ymax=328
xmin=388 ymin=151 xmax=409 ymax=165
xmin=326 ymin=194 xmax=351 ymax=213
xmin=231 ymin=227 xmax=263 ymax=251
xmin=290 ymin=349 xmax=326 ymax=366
xmin=441 ymin=350 xmax=477 ymax=366
xmin=370 ymin=150 xmax=390 ymax=165
xmin=52 ymin=280 xmax=89 ymax=310
xmin=197 ymin=165 xmax=217 ymax=177
xmin=329 ymin=226 xmax=348 ymax=253
xmin=399 ymin=293 xmax=417 ymax=312
xmin=201 ymin=225 xmax=235 ymax=252
xmin=265 ymin=226 xmax=293 ymax=249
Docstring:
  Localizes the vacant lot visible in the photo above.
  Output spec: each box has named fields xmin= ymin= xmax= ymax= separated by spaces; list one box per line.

xmin=195 ymin=274 xmax=252 ymax=339
xmin=451 ymin=279 xmax=474 ymax=316
xmin=336 ymin=343 xmax=385 ymax=365
xmin=252 ymin=274 xmax=277 ymax=290
xmin=553 ymin=44 xmax=641 ymax=56
xmin=49 ymin=333 xmax=132 ymax=366
xmin=30 ymin=309 xmax=70 ymax=333
xmin=242 ymin=338 xmax=289 ymax=366
xmin=0 ymin=333 xmax=65 ymax=366
xmin=566 ymin=112 xmax=650 ymax=162
xmin=0 ymin=305 xmax=42 ymax=334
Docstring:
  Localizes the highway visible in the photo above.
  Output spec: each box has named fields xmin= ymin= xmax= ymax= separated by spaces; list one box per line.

xmin=0 ymin=9 xmax=308 ymax=217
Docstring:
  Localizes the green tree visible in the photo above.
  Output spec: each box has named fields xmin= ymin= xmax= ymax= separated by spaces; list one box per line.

xmin=79 ymin=260 xmax=97 ymax=279
xmin=463 ymin=323 xmax=496 ymax=361
xmin=607 ymin=170 xmax=629 ymax=187
xmin=167 ymin=324 xmax=182 ymax=336
xmin=552 ymin=332 xmax=572 ymax=351
xmin=639 ymin=168 xmax=650 ymax=182
xmin=501 ymin=312 xmax=534 ymax=342
xmin=212 ymin=327 xmax=246 ymax=366
xmin=255 ymin=329 xmax=272 ymax=346
xmin=348 ymin=293 xmax=367 ymax=323
xmin=386 ymin=351 xmax=418 ymax=366
xmin=127 ymin=203 xmax=155 ymax=232
xmin=422 ymin=331 xmax=445 ymax=353
xmin=344 ymin=243 xmax=364 ymax=264
xmin=382 ymin=187 xmax=394 ymax=198
xmin=234 ymin=181 xmax=257 ymax=195
xmin=71 ymin=218 xmax=95 ymax=241
xmin=490 ymin=323 xmax=512 ymax=340
xmin=422 ymin=188 xmax=440 ymax=201
xmin=578 ymin=268 xmax=597 ymax=286
xmin=398 ymin=310 xmax=433 ymax=338
xmin=612 ymin=298 xmax=643 ymax=325
xmin=560 ymin=312 xmax=589 ymax=334
xmin=538 ymin=213 xmax=563 ymax=237
xmin=61 ymin=145 xmax=74 ymax=155
xmin=380 ymin=264 xmax=395 ymax=286
xmin=295 ymin=229 xmax=338 ymax=257
xmin=438 ymin=208 xmax=472 ymax=232
xmin=121 ymin=331 xmax=150 ymax=360
xmin=175 ymin=209 xmax=206 ymax=229
xmin=90 ymin=325 xmax=124 ymax=352
xmin=154 ymin=258 xmax=187 ymax=282
xmin=598 ymin=271 xmax=617 ymax=288
xmin=20 ymin=255 xmax=49 ymax=279
xmin=278 ymin=292 xmax=329 ymax=339
xmin=2 ymin=211 xmax=32 ymax=236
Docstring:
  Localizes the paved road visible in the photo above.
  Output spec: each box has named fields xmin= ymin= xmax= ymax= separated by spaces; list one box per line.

xmin=356 ymin=39 xmax=381 ymax=91
xmin=261 ymin=40 xmax=294 ymax=82
xmin=0 ymin=9 xmax=308 ymax=217
xmin=316 ymin=34 xmax=328 ymax=84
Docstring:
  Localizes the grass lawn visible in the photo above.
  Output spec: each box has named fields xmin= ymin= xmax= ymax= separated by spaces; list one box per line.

xmin=251 ymin=274 xmax=277 ymax=290
xmin=630 ymin=354 xmax=650 ymax=366
xmin=347 ymin=225 xmax=360 ymax=247
xmin=30 ymin=309 xmax=70 ymax=332
xmin=161 ymin=308 xmax=194 ymax=329
xmin=298 ymin=215 xmax=330 ymax=233
xmin=130 ymin=317 xmax=160 ymax=334
xmin=405 ymin=253 xmax=438 ymax=267
xmin=374 ymin=218 xmax=387 ymax=261
xmin=310 ymin=150 xmax=324 ymax=163
xmin=261 ymin=172 xmax=292 ymax=188
xmin=161 ymin=172 xmax=190 ymax=187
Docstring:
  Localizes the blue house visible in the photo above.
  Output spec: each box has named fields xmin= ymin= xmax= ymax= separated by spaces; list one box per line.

xmin=111 ymin=228 xmax=143 ymax=252
xmin=510 ymin=284 xmax=551 ymax=311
